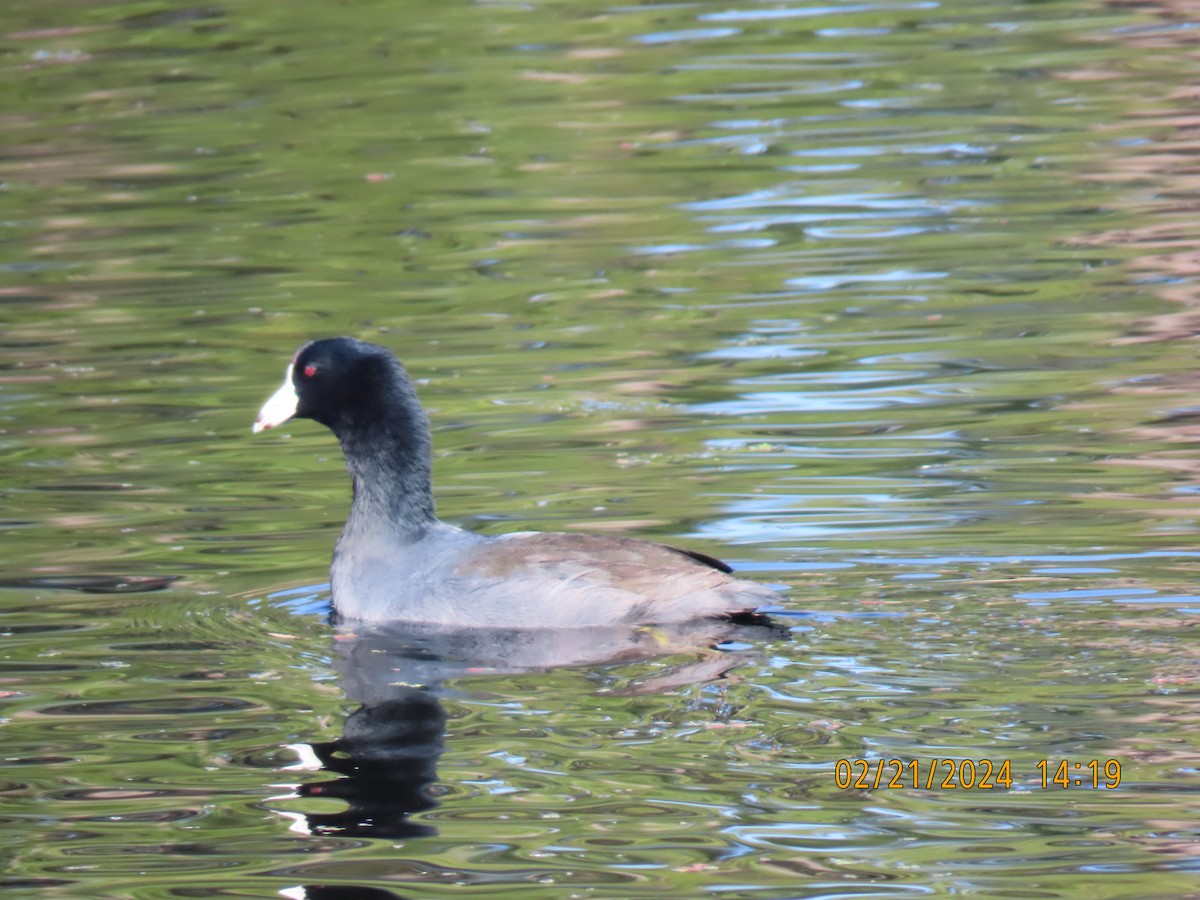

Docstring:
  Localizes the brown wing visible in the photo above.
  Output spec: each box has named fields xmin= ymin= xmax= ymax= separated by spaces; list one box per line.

xmin=469 ymin=532 xmax=728 ymax=575
xmin=460 ymin=532 xmax=778 ymax=624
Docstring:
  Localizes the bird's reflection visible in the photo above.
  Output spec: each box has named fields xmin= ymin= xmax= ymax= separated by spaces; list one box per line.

xmin=296 ymin=687 xmax=444 ymax=839
xmin=289 ymin=617 xmax=781 ymax=841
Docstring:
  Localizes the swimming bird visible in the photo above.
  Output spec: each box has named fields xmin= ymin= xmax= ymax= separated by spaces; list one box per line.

xmin=254 ymin=337 xmax=782 ymax=627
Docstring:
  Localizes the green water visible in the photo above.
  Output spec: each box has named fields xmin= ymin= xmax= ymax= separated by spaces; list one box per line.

xmin=3 ymin=0 xmax=1200 ymax=896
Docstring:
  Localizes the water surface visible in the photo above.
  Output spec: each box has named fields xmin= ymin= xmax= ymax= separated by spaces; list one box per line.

xmin=3 ymin=0 xmax=1200 ymax=897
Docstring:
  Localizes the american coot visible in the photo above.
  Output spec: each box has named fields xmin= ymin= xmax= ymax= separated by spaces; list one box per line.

xmin=254 ymin=337 xmax=782 ymax=627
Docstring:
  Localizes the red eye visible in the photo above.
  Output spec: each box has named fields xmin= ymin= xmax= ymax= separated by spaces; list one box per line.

xmin=302 ymin=363 xmax=318 ymax=378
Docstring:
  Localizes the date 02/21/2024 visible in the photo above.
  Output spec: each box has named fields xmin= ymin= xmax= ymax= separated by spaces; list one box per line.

xmin=834 ymin=758 xmax=1123 ymax=790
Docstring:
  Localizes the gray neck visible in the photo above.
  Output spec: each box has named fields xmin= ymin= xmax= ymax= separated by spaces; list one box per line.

xmin=337 ymin=414 xmax=437 ymax=545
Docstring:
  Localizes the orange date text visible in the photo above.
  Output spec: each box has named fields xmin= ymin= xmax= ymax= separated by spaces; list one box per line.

xmin=834 ymin=758 xmax=1123 ymax=790
xmin=834 ymin=758 xmax=1012 ymax=790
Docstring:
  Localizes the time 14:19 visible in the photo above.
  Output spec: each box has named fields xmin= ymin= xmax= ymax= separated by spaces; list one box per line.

xmin=1036 ymin=759 xmax=1122 ymax=789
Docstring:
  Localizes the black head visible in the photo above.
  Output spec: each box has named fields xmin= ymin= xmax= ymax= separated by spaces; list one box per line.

xmin=254 ymin=337 xmax=422 ymax=436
